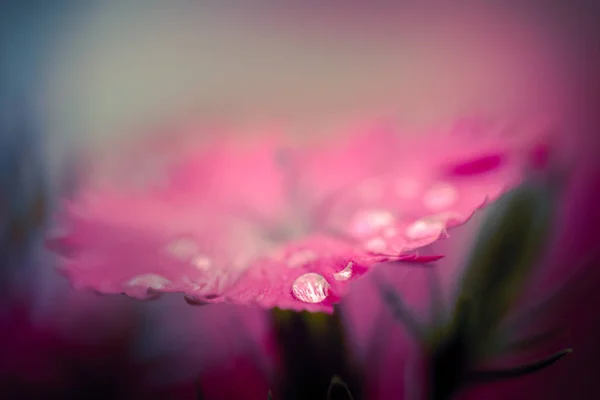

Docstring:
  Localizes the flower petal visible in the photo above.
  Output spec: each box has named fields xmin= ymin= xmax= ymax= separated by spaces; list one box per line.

xmin=48 ymin=118 xmax=544 ymax=311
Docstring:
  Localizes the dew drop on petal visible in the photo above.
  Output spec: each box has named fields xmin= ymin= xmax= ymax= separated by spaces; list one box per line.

xmin=287 ymin=249 xmax=319 ymax=268
xmin=292 ymin=273 xmax=330 ymax=304
xmin=350 ymin=209 xmax=395 ymax=237
xmin=405 ymin=217 xmax=445 ymax=240
xmin=334 ymin=262 xmax=354 ymax=281
xmin=127 ymin=274 xmax=171 ymax=290
xmin=423 ymin=182 xmax=458 ymax=211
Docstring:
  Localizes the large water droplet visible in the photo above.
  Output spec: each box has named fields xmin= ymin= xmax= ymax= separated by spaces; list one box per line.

xmin=423 ymin=182 xmax=457 ymax=211
xmin=350 ymin=209 xmax=395 ymax=237
xmin=334 ymin=262 xmax=353 ymax=281
xmin=292 ymin=273 xmax=330 ymax=303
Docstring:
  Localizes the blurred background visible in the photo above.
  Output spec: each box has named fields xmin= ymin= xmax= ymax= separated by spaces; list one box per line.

xmin=42 ymin=2 xmax=583 ymax=147
xmin=1 ymin=2 xmax=600 ymax=399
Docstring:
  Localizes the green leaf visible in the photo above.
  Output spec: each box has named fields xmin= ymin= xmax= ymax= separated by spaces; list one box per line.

xmin=427 ymin=300 xmax=473 ymax=400
xmin=270 ymin=309 xmax=363 ymax=400
xmin=455 ymin=181 xmax=557 ymax=353
xmin=483 ymin=324 xmax=568 ymax=359
xmin=469 ymin=348 xmax=572 ymax=383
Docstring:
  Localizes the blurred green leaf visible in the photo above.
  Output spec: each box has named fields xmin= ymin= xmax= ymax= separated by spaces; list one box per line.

xmin=270 ymin=308 xmax=363 ymax=400
xmin=455 ymin=181 xmax=557 ymax=355
xmin=427 ymin=299 xmax=473 ymax=400
xmin=469 ymin=348 xmax=572 ymax=383
xmin=483 ymin=324 xmax=568 ymax=359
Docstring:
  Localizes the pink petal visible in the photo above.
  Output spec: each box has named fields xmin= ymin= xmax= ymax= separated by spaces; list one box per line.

xmin=296 ymin=120 xmax=401 ymax=205
xmin=308 ymin=119 xmax=547 ymax=256
xmin=163 ymin=135 xmax=290 ymax=216
xmin=48 ymin=118 xmax=542 ymax=311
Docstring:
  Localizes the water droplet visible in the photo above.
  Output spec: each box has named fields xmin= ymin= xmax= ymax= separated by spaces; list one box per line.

xmin=334 ymin=262 xmax=353 ymax=281
xmin=423 ymin=182 xmax=457 ymax=211
xmin=287 ymin=249 xmax=319 ymax=268
xmin=364 ymin=237 xmax=388 ymax=253
xmin=405 ymin=217 xmax=445 ymax=240
xmin=127 ymin=274 xmax=171 ymax=290
xmin=292 ymin=273 xmax=330 ymax=303
xmin=350 ymin=209 xmax=395 ymax=237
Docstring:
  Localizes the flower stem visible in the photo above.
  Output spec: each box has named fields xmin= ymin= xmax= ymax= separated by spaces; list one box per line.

xmin=270 ymin=307 xmax=363 ymax=400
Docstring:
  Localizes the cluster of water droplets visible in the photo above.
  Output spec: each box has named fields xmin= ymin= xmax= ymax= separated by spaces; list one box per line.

xmin=345 ymin=178 xmax=460 ymax=247
xmin=262 ymin=175 xmax=459 ymax=305
xmin=287 ymin=178 xmax=462 ymax=304
xmin=125 ymin=236 xmax=230 ymax=301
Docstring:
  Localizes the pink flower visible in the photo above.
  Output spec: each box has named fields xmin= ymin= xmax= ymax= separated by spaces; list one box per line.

xmin=47 ymin=118 xmax=544 ymax=312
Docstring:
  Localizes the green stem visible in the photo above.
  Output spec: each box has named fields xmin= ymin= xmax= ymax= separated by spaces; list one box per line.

xmin=270 ymin=307 xmax=363 ymax=400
